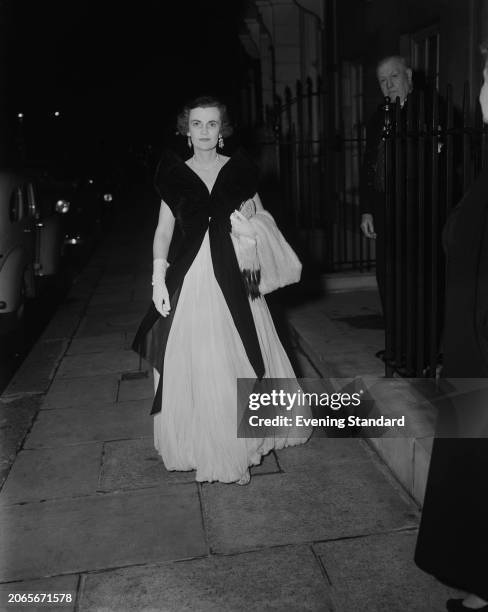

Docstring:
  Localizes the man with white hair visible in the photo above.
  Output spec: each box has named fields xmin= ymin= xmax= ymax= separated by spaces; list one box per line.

xmin=359 ymin=55 xmax=413 ymax=357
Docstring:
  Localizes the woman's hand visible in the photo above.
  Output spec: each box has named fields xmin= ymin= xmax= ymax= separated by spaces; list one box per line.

xmin=239 ymin=199 xmax=256 ymax=219
xmin=152 ymin=279 xmax=171 ymax=317
xmin=152 ymin=258 xmax=171 ymax=317
xmin=230 ymin=210 xmax=256 ymax=238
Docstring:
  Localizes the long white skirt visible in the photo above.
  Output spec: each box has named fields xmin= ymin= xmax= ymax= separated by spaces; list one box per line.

xmin=154 ymin=231 xmax=311 ymax=482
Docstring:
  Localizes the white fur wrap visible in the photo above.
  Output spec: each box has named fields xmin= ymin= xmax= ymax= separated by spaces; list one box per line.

xmin=231 ymin=210 xmax=302 ymax=297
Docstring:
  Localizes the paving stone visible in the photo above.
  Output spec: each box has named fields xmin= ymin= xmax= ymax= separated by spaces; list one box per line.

xmin=131 ymin=286 xmax=151 ymax=302
xmin=124 ymin=333 xmax=138 ymax=349
xmin=56 ymin=351 xmax=140 ymax=378
xmin=67 ymin=333 xmax=127 ymax=355
xmin=97 ymin=273 xmax=135 ymax=286
xmin=25 ymin=400 xmax=152 ymax=448
xmin=75 ymin=313 xmax=142 ymax=337
xmin=0 ymin=444 xmax=103 ymax=504
xmin=0 ymin=574 xmax=78 ymax=611
xmin=90 ymin=291 xmax=134 ymax=306
xmin=369 ymin=437 xmax=415 ymax=496
xmin=40 ymin=312 xmax=83 ymax=341
xmin=99 ymin=440 xmax=279 ymax=493
xmin=202 ymin=461 xmax=419 ymax=554
xmin=275 ymin=436 xmax=371 ymax=472
xmin=0 ymin=486 xmax=205 ymax=581
xmin=288 ymin=298 xmax=384 ymax=379
xmin=93 ymin=283 xmax=134 ymax=297
xmin=3 ymin=340 xmax=68 ymax=396
xmin=79 ymin=545 xmax=332 ymax=612
xmin=314 ymin=531 xmax=460 ymax=612
xmin=0 ymin=396 xmax=42 ymax=488
xmin=118 ymin=376 xmax=153 ymax=402
xmin=85 ymin=302 xmax=147 ymax=317
xmin=42 ymin=375 xmax=119 ymax=410
xmin=99 ymin=438 xmax=195 ymax=490
xmin=250 ymin=451 xmax=280 ymax=475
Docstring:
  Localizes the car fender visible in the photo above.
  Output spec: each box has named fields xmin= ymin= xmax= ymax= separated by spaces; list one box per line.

xmin=0 ymin=247 xmax=26 ymax=314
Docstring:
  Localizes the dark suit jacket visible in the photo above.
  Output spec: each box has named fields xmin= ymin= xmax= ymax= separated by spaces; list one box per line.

xmin=359 ymin=90 xmax=453 ymax=218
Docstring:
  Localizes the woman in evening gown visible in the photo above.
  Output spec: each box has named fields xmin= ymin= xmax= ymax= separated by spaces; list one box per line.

xmin=132 ymin=96 xmax=311 ymax=485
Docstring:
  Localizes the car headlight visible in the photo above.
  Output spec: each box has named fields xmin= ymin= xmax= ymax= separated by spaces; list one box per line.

xmin=64 ymin=234 xmax=82 ymax=245
xmin=103 ymin=193 xmax=113 ymax=202
xmin=56 ymin=199 xmax=71 ymax=214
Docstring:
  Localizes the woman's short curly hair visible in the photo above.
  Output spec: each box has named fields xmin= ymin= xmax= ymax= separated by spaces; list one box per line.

xmin=176 ymin=95 xmax=233 ymax=138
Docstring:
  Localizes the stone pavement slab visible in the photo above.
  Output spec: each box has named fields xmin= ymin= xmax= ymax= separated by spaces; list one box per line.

xmin=89 ymin=290 xmax=134 ymax=306
xmin=0 ymin=396 xmax=42 ymax=488
xmin=78 ymin=545 xmax=332 ymax=612
xmin=287 ymin=293 xmax=384 ymax=379
xmin=75 ymin=313 xmax=142 ymax=338
xmin=118 ymin=375 xmax=153 ymax=402
xmin=42 ymin=375 xmax=119 ymax=410
xmin=67 ymin=333 xmax=126 ymax=355
xmin=0 ymin=486 xmax=206 ymax=582
xmin=202 ymin=459 xmax=419 ymax=554
xmin=251 ymin=451 xmax=280 ymax=475
xmin=0 ymin=444 xmax=103 ymax=504
xmin=0 ymin=574 xmax=79 ymax=612
xmin=55 ymin=351 xmax=140 ymax=379
xmin=275 ymin=435 xmax=371 ymax=472
xmin=131 ymin=286 xmax=151 ymax=302
xmin=25 ymin=400 xmax=152 ymax=448
xmin=97 ymin=272 xmax=135 ymax=286
xmin=3 ymin=340 xmax=68 ymax=397
xmin=40 ymin=310 xmax=84 ymax=342
xmin=99 ymin=440 xmax=280 ymax=492
xmin=314 ymin=531 xmax=459 ymax=612
xmin=84 ymin=301 xmax=147 ymax=318
xmin=99 ymin=438 xmax=195 ymax=490
xmin=287 ymin=291 xmax=439 ymax=505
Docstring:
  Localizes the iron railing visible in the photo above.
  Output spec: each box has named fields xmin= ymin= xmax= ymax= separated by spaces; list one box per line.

xmin=265 ymin=77 xmax=374 ymax=272
xmin=382 ymin=84 xmax=488 ymax=377
xmin=263 ymin=77 xmax=488 ymax=377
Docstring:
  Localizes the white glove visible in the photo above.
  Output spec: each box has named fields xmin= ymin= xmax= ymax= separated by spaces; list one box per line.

xmin=152 ymin=258 xmax=170 ymax=317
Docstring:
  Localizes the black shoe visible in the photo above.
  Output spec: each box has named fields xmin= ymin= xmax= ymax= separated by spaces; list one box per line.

xmin=446 ymin=599 xmax=488 ymax=611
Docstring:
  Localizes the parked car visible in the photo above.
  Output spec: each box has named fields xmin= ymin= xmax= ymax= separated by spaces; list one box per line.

xmin=0 ymin=170 xmax=66 ymax=331
xmin=0 ymin=171 xmax=38 ymax=328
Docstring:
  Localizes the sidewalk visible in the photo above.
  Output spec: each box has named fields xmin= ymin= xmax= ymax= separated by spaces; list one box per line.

xmin=286 ymin=286 xmax=437 ymax=506
xmin=0 ymin=209 xmax=457 ymax=612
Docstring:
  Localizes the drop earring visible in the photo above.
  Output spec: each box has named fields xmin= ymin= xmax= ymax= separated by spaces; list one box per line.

xmin=218 ymin=134 xmax=224 ymax=149
xmin=187 ymin=136 xmax=192 ymax=149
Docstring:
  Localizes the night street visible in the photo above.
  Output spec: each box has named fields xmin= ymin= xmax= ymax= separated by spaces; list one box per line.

xmin=2 ymin=0 xmax=488 ymax=610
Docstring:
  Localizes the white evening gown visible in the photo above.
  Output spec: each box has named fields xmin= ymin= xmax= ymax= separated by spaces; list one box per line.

xmin=153 ymin=162 xmax=311 ymax=483
xmin=153 ymin=229 xmax=311 ymax=483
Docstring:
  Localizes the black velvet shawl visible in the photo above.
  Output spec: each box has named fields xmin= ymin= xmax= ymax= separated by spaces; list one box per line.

xmin=131 ymin=149 xmax=265 ymax=415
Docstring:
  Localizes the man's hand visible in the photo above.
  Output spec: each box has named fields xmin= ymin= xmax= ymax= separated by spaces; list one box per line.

xmin=360 ymin=213 xmax=377 ymax=239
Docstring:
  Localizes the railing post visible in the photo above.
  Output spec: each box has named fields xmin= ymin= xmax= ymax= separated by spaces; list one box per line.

xmin=383 ymin=96 xmax=395 ymax=377
xmin=405 ymin=90 xmax=416 ymax=375
xmin=429 ymin=88 xmax=440 ymax=378
xmin=394 ymin=96 xmax=404 ymax=370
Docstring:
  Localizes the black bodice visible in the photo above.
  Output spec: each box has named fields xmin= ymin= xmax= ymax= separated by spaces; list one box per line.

xmin=132 ymin=148 xmax=265 ymax=414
